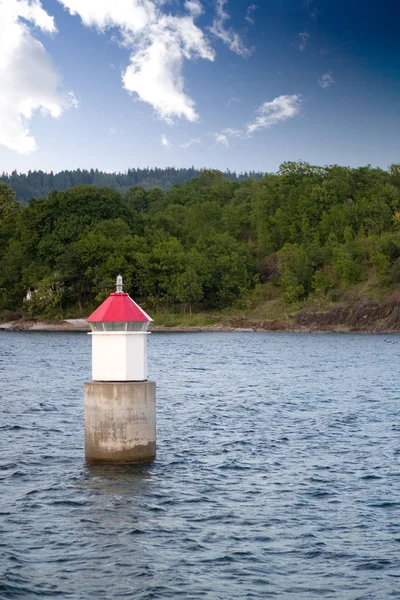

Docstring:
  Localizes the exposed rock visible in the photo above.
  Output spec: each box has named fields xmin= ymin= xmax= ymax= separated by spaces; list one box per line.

xmin=292 ymin=301 xmax=400 ymax=332
xmin=2 ymin=301 xmax=400 ymax=333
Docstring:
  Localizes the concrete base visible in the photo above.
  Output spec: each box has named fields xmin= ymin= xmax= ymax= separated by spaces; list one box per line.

xmin=84 ymin=381 xmax=156 ymax=464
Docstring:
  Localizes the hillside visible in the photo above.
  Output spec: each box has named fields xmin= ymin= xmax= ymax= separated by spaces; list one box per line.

xmin=1 ymin=161 xmax=400 ymax=329
xmin=0 ymin=167 xmax=264 ymax=205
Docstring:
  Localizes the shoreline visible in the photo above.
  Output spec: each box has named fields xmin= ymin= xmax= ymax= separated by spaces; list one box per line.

xmin=1 ymin=318 xmax=399 ymax=334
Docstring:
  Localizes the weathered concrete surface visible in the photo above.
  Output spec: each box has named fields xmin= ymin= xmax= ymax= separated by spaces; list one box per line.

xmin=84 ymin=381 xmax=156 ymax=464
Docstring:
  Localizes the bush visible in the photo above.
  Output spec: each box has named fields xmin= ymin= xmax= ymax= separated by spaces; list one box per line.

xmin=312 ymin=266 xmax=336 ymax=296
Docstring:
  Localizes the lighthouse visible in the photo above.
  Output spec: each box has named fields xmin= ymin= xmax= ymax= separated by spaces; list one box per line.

xmin=84 ymin=276 xmax=156 ymax=464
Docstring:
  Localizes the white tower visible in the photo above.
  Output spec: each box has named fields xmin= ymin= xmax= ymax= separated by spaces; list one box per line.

xmin=87 ymin=275 xmax=152 ymax=381
xmin=84 ymin=277 xmax=156 ymax=464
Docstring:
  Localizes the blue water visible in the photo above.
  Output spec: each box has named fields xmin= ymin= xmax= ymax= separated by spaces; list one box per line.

xmin=1 ymin=331 xmax=400 ymax=599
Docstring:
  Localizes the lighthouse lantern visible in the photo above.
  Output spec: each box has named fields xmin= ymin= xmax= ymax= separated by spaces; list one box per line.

xmin=86 ymin=276 xmax=152 ymax=382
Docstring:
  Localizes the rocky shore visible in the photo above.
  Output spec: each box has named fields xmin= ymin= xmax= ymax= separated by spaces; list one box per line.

xmin=1 ymin=300 xmax=400 ymax=333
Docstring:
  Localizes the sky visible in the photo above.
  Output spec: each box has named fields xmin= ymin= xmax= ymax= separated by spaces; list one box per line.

xmin=0 ymin=0 xmax=399 ymax=174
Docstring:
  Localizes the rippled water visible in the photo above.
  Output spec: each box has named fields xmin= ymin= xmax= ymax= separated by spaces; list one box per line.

xmin=1 ymin=331 xmax=400 ymax=599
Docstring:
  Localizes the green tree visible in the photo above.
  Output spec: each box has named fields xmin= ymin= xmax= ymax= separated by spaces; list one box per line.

xmin=278 ymin=244 xmax=314 ymax=304
xmin=195 ymin=232 xmax=254 ymax=308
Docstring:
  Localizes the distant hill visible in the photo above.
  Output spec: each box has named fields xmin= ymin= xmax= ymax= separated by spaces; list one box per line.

xmin=0 ymin=167 xmax=264 ymax=204
xmin=2 ymin=161 xmax=400 ymax=323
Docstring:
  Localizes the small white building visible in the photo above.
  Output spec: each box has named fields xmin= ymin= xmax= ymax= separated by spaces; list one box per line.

xmin=86 ymin=276 xmax=152 ymax=381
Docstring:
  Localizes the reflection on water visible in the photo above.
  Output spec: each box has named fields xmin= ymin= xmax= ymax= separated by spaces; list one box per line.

xmin=82 ymin=463 xmax=155 ymax=497
xmin=1 ymin=331 xmax=400 ymax=599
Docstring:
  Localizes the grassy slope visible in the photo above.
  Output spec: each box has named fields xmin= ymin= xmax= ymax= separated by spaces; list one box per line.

xmin=151 ymin=278 xmax=400 ymax=332
xmin=2 ymin=277 xmax=400 ymax=332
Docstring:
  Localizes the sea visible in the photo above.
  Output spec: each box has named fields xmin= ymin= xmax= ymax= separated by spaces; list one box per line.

xmin=1 ymin=331 xmax=400 ymax=599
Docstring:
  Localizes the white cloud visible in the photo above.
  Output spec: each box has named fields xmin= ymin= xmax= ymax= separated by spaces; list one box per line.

xmin=214 ymin=133 xmax=229 ymax=146
xmin=247 ymin=95 xmax=301 ymax=135
xmin=245 ymin=4 xmax=258 ymax=25
xmin=0 ymin=0 xmax=75 ymax=154
xmin=210 ymin=0 xmax=252 ymax=58
xmin=214 ymin=96 xmax=301 ymax=144
xmin=298 ymin=30 xmax=309 ymax=51
xmin=66 ymin=90 xmax=79 ymax=109
xmin=58 ymin=0 xmax=214 ymax=123
xmin=223 ymin=127 xmax=242 ymax=137
xmin=160 ymin=134 xmax=172 ymax=148
xmin=318 ymin=72 xmax=334 ymax=88
xmin=212 ymin=127 xmax=242 ymax=146
xmin=160 ymin=135 xmax=201 ymax=149
xmin=57 ymin=0 xmax=155 ymax=33
xmin=179 ymin=137 xmax=201 ymax=148
xmin=184 ymin=0 xmax=203 ymax=19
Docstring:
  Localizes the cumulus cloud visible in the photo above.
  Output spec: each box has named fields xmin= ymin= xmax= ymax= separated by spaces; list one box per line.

xmin=57 ymin=0 xmax=155 ymax=33
xmin=210 ymin=0 xmax=252 ymax=57
xmin=246 ymin=95 xmax=301 ymax=135
xmin=184 ymin=0 xmax=203 ymax=19
xmin=58 ymin=0 xmax=214 ymax=123
xmin=298 ymin=30 xmax=309 ymax=51
xmin=0 ymin=0 xmax=75 ymax=154
xmin=318 ymin=72 xmax=334 ymax=88
xmin=245 ymin=4 xmax=258 ymax=25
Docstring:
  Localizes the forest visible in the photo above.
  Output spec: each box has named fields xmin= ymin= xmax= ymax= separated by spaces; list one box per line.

xmin=1 ymin=161 xmax=400 ymax=322
xmin=0 ymin=167 xmax=264 ymax=204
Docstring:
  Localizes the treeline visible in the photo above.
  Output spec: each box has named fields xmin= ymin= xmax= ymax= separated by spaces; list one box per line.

xmin=0 ymin=167 xmax=264 ymax=204
xmin=1 ymin=162 xmax=400 ymax=318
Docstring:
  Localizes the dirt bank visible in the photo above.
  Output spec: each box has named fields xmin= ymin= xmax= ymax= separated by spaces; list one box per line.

xmin=1 ymin=300 xmax=400 ymax=333
xmin=0 ymin=318 xmax=89 ymax=332
xmin=226 ymin=300 xmax=400 ymax=333
xmin=0 ymin=318 xmax=300 ymax=333
xmin=292 ymin=299 xmax=400 ymax=333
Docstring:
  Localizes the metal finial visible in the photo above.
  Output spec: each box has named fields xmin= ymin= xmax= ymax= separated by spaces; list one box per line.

xmin=116 ymin=275 xmax=123 ymax=293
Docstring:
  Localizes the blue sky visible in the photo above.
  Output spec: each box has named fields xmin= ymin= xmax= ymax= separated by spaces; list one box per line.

xmin=0 ymin=0 xmax=399 ymax=174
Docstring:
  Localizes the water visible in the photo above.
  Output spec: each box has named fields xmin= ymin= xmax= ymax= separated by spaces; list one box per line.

xmin=1 ymin=331 xmax=400 ymax=599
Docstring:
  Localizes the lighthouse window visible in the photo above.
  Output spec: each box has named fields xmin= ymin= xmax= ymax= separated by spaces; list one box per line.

xmin=104 ymin=322 xmax=126 ymax=331
xmin=127 ymin=322 xmax=149 ymax=331
xmin=90 ymin=322 xmax=104 ymax=331
xmin=89 ymin=322 xmax=149 ymax=331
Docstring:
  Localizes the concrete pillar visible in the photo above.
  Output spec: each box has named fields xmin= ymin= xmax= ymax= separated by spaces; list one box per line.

xmin=84 ymin=381 xmax=156 ymax=463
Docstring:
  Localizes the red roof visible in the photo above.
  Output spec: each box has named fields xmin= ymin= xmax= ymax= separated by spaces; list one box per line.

xmin=87 ymin=293 xmax=152 ymax=323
